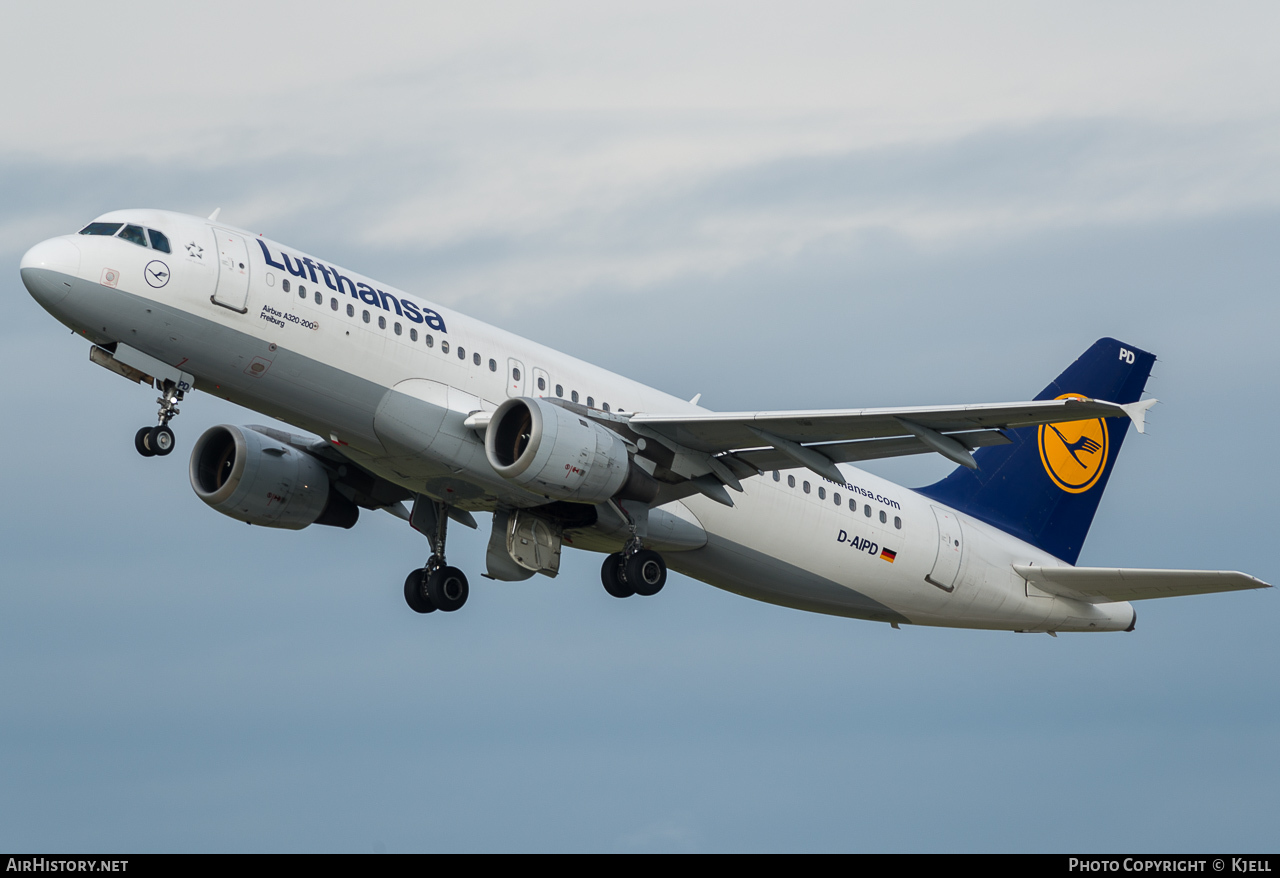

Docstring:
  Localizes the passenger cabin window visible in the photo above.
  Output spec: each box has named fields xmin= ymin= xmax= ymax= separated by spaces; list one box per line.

xmin=772 ymin=471 xmax=780 ymax=481
xmin=818 ymin=486 xmax=825 ymax=499
xmin=894 ymin=516 xmax=902 ymax=529
xmin=442 ymin=341 xmax=450 ymax=354
xmin=834 ymin=492 xmax=841 ymax=506
xmin=118 ymin=225 xmax=148 ymax=247
xmin=787 ymin=475 xmax=795 ymax=488
xmin=489 ymin=359 xmax=496 ymax=372
xmin=411 ymin=328 xmax=419 ymax=341
xmin=330 ymin=298 xmax=338 ymax=311
xmin=571 ymin=391 xmax=579 ymax=403
xmin=394 ymin=322 xmax=402 ymax=336
xmin=512 ymin=367 xmax=520 ymax=381
xmin=473 ymin=352 xmax=481 ymax=366
xmin=880 ymin=510 xmax=887 ymax=524
xmin=362 ymin=310 xmax=371 ymax=323
xmin=556 ymin=385 xmax=563 ymax=397
xmin=537 ymin=377 xmax=546 ymax=391
xmin=426 ymin=334 xmax=434 ymax=348
xmin=378 ymin=316 xmax=386 ymax=329
xmin=603 ymin=403 xmax=610 ymax=412
xmin=864 ymin=504 xmax=871 ymax=517
xmin=457 ymin=346 xmax=465 ymax=360
xmin=79 ymin=222 xmax=123 ymax=237
xmin=803 ymin=481 xmax=811 ymax=494
xmin=283 ymin=279 xmax=291 ymax=293
xmin=586 ymin=397 xmax=594 ymax=408
xmin=314 ymin=291 xmax=322 ymax=305
xmin=346 ymin=304 xmax=354 ymax=317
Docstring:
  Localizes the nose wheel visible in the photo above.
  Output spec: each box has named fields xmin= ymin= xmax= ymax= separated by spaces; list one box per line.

xmin=135 ymin=380 xmax=184 ymax=458
xmin=135 ymin=425 xmax=175 ymax=457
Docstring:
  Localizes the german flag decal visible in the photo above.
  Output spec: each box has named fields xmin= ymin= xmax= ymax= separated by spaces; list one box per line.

xmin=880 ymin=548 xmax=897 ymax=563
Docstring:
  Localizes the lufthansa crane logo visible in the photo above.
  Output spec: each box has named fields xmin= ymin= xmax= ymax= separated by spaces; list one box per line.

xmin=144 ymin=260 xmax=171 ymax=289
xmin=1038 ymin=393 xmax=1109 ymax=493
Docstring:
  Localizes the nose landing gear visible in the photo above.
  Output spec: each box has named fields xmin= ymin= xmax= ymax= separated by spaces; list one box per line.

xmin=134 ymin=424 xmax=175 ymax=457
xmin=134 ymin=380 xmax=184 ymax=458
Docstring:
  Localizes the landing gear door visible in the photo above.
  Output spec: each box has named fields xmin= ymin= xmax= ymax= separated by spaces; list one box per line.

xmin=926 ymin=506 xmax=964 ymax=592
xmin=506 ymin=358 xmax=526 ymax=398
xmin=211 ymin=227 xmax=250 ymax=313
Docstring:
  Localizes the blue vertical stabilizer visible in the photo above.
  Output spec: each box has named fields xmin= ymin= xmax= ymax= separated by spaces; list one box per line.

xmin=917 ymin=338 xmax=1156 ymax=564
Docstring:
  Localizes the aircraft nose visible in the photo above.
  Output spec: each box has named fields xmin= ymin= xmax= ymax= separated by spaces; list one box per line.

xmin=20 ymin=237 xmax=80 ymax=307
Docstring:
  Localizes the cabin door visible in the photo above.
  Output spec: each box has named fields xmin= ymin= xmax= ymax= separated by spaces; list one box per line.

xmin=211 ymin=227 xmax=250 ymax=313
xmin=926 ymin=506 xmax=965 ymax=592
xmin=506 ymin=358 xmax=526 ymax=398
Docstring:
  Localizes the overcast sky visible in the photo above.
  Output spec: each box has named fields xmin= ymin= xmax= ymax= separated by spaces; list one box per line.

xmin=2 ymin=2 xmax=1277 ymax=852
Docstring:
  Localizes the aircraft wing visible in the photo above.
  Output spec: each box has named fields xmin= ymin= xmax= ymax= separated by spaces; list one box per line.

xmin=624 ymin=397 xmax=1155 ymax=492
xmin=1012 ymin=565 xmax=1271 ymax=604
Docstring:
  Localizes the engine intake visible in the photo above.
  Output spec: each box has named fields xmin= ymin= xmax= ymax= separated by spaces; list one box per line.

xmin=189 ymin=425 xmax=358 ymax=529
xmin=485 ymin=397 xmax=647 ymax=504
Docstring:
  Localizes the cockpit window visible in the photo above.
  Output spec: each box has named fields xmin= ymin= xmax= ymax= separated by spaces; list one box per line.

xmin=79 ymin=222 xmax=123 ymax=237
xmin=147 ymin=229 xmax=171 ymax=253
xmin=79 ymin=221 xmax=173 ymax=252
xmin=118 ymin=225 xmax=148 ymax=247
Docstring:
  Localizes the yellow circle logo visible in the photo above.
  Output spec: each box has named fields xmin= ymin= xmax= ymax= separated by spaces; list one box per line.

xmin=1038 ymin=393 xmax=1109 ymax=493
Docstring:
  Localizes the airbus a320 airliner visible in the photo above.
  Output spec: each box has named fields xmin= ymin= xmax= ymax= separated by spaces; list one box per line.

xmin=19 ymin=209 xmax=1270 ymax=631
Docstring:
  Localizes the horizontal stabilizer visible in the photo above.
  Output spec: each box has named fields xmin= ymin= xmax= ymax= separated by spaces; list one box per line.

xmin=1013 ymin=564 xmax=1271 ymax=604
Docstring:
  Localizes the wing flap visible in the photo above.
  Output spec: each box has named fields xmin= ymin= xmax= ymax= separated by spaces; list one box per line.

xmin=1012 ymin=564 xmax=1271 ymax=604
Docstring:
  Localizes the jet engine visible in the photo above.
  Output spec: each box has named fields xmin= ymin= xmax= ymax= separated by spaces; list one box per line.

xmin=485 ymin=397 xmax=653 ymax=504
xmin=189 ymin=425 xmax=358 ymax=529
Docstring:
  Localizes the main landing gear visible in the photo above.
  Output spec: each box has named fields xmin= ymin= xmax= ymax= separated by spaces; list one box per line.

xmin=134 ymin=380 xmax=184 ymax=458
xmin=600 ymin=542 xmax=667 ymax=599
xmin=403 ymin=564 xmax=469 ymax=614
xmin=403 ymin=498 xmax=470 ymax=614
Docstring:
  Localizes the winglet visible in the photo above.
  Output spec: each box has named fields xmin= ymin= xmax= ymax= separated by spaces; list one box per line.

xmin=208 ymin=207 xmax=221 ymax=222
xmin=1121 ymin=398 xmax=1158 ymax=434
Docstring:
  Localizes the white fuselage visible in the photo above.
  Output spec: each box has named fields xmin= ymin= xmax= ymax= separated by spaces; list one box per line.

xmin=21 ymin=209 xmax=1135 ymax=632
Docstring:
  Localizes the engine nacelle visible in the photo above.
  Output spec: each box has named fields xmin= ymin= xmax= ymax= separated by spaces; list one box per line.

xmin=189 ymin=425 xmax=358 ymax=529
xmin=485 ymin=397 xmax=634 ymax=503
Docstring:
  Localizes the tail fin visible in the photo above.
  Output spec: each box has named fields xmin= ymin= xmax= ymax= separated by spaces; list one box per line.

xmin=917 ymin=338 xmax=1156 ymax=564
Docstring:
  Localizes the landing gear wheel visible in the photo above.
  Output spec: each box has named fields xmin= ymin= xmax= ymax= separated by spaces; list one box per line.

xmin=601 ymin=553 xmax=634 ymax=598
xmin=135 ymin=427 xmax=156 ymax=457
xmin=626 ymin=549 xmax=667 ymax=596
xmin=149 ymin=425 xmax=175 ymax=456
xmin=403 ymin=568 xmax=436 ymax=614
xmin=426 ymin=565 xmax=469 ymax=612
